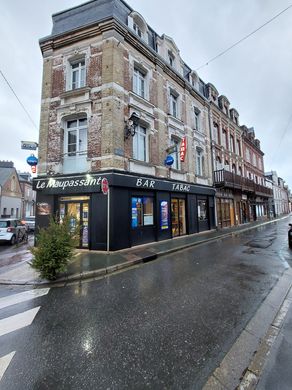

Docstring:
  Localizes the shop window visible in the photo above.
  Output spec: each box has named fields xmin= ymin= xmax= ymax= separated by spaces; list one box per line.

xmin=198 ymin=199 xmax=208 ymax=221
xmin=133 ymin=125 xmax=148 ymax=162
xmin=132 ymin=197 xmax=154 ymax=228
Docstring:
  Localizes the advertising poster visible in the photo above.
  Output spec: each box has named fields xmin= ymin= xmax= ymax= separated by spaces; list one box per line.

xmin=160 ymin=201 xmax=169 ymax=230
xmin=131 ymin=198 xmax=138 ymax=228
xmin=37 ymin=202 xmax=51 ymax=216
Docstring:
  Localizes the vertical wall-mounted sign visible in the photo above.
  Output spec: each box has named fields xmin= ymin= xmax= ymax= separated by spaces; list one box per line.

xmin=180 ymin=137 xmax=187 ymax=162
xmin=160 ymin=200 xmax=169 ymax=230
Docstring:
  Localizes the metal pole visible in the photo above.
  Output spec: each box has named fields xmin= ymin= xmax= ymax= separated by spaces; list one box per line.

xmin=107 ymin=187 xmax=110 ymax=253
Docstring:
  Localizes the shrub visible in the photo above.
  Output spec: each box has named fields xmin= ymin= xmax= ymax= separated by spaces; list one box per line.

xmin=30 ymin=215 xmax=78 ymax=280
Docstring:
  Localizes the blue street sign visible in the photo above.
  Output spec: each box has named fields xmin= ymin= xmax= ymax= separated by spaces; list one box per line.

xmin=26 ymin=154 xmax=38 ymax=166
xmin=164 ymin=155 xmax=174 ymax=166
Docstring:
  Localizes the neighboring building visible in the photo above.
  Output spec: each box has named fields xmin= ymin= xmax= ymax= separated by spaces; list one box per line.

xmin=0 ymin=161 xmax=22 ymax=218
xmin=241 ymin=126 xmax=271 ymax=220
xmin=265 ymin=171 xmax=289 ymax=217
xmin=35 ymin=0 xmax=216 ymax=250
xmin=18 ymin=172 xmax=36 ymax=218
xmin=209 ymin=83 xmax=272 ymax=227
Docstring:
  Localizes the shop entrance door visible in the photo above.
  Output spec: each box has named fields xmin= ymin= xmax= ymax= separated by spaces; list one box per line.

xmin=171 ymin=198 xmax=186 ymax=237
xmin=59 ymin=196 xmax=90 ymax=248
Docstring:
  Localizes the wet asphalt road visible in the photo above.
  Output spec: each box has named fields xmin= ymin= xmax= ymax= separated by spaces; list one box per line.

xmin=1 ymin=218 xmax=292 ymax=389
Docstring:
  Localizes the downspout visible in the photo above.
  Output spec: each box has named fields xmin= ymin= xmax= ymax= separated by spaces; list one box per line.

xmin=207 ymin=103 xmax=218 ymax=228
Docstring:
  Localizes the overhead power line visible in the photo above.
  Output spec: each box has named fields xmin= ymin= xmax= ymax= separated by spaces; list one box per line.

xmin=195 ymin=4 xmax=292 ymax=71
xmin=270 ymin=112 xmax=292 ymax=166
xmin=0 ymin=69 xmax=38 ymax=130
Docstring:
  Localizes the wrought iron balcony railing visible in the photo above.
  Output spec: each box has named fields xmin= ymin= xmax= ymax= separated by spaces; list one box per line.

xmin=213 ymin=169 xmax=273 ymax=197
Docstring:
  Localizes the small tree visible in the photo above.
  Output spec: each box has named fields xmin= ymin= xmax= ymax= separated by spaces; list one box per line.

xmin=30 ymin=215 xmax=78 ymax=280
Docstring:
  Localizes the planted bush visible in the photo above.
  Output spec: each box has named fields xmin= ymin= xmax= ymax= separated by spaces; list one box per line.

xmin=30 ymin=215 xmax=78 ymax=280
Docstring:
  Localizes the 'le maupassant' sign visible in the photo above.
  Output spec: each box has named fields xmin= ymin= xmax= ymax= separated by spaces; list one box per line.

xmin=34 ymin=175 xmax=102 ymax=194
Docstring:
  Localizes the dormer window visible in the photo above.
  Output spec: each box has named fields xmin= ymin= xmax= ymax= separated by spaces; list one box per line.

xmin=133 ymin=23 xmax=142 ymax=38
xmin=128 ymin=12 xmax=148 ymax=42
xmin=168 ymin=51 xmax=175 ymax=67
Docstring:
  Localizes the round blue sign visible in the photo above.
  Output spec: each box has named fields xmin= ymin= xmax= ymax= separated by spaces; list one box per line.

xmin=164 ymin=155 xmax=174 ymax=166
xmin=26 ymin=154 xmax=38 ymax=166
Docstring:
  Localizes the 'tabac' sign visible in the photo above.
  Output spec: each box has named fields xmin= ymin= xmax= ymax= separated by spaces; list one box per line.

xmin=180 ymin=137 xmax=187 ymax=162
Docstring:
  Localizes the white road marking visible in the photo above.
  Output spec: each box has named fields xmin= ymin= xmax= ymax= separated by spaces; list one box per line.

xmin=0 ymin=307 xmax=40 ymax=337
xmin=0 ymin=288 xmax=50 ymax=310
xmin=0 ymin=352 xmax=15 ymax=380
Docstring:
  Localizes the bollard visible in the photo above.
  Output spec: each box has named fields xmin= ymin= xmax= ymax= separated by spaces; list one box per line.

xmin=289 ymin=224 xmax=292 ymax=249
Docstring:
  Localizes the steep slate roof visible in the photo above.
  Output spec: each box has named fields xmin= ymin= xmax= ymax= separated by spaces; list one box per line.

xmin=0 ymin=167 xmax=15 ymax=187
xmin=49 ymin=0 xmax=131 ymax=38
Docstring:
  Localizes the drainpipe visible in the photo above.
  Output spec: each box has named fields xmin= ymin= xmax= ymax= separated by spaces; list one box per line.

xmin=207 ymin=104 xmax=218 ymax=228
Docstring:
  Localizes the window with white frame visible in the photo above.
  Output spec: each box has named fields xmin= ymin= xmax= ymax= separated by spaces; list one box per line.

xmin=133 ymin=125 xmax=148 ymax=162
xmin=170 ymin=137 xmax=180 ymax=170
xmin=230 ymin=135 xmax=235 ymax=153
xmin=194 ymin=107 xmax=201 ymax=131
xmin=169 ymin=91 xmax=178 ymax=117
xmin=133 ymin=67 xmax=146 ymax=98
xmin=133 ymin=22 xmax=142 ymax=38
xmin=69 ymin=59 xmax=85 ymax=90
xmin=196 ymin=147 xmax=204 ymax=176
xmin=65 ymin=118 xmax=87 ymax=157
xmin=245 ymin=148 xmax=250 ymax=162
xmin=168 ymin=51 xmax=175 ymax=67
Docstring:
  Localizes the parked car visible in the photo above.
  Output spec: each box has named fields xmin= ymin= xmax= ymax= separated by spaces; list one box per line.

xmin=21 ymin=216 xmax=35 ymax=232
xmin=0 ymin=218 xmax=27 ymax=245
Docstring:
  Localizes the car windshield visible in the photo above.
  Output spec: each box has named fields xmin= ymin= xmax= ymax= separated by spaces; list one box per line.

xmin=26 ymin=217 xmax=35 ymax=221
xmin=0 ymin=221 xmax=9 ymax=228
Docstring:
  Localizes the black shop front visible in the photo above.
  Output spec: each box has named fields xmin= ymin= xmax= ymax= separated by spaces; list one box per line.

xmin=33 ymin=171 xmax=216 ymax=251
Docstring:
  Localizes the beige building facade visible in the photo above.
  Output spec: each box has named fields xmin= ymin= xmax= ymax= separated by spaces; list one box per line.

xmin=35 ymin=0 xmax=216 ymax=250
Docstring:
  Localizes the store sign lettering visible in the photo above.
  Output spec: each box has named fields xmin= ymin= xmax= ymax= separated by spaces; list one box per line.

xmin=172 ymin=183 xmax=191 ymax=192
xmin=136 ymin=178 xmax=156 ymax=188
xmin=36 ymin=177 xmax=102 ymax=191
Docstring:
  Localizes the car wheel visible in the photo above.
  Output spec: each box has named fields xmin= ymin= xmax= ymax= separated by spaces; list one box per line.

xmin=10 ymin=235 xmax=16 ymax=245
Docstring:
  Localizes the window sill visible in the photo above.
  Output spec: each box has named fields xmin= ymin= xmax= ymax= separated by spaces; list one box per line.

xmin=129 ymin=91 xmax=154 ymax=109
xmin=167 ymin=114 xmax=184 ymax=126
xmin=60 ymin=86 xmax=91 ymax=99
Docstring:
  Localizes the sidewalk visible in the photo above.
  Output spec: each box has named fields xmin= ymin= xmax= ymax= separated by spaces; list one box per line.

xmin=0 ymin=216 xmax=288 ymax=287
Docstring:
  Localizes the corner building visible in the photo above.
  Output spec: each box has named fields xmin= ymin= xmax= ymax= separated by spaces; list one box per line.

xmin=35 ymin=0 xmax=216 ymax=250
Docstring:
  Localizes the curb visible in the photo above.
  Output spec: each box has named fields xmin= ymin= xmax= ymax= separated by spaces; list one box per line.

xmin=202 ymin=268 xmax=292 ymax=390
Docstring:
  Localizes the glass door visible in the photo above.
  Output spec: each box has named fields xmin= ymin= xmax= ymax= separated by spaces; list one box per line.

xmin=59 ymin=196 xmax=90 ymax=248
xmin=171 ymin=198 xmax=186 ymax=237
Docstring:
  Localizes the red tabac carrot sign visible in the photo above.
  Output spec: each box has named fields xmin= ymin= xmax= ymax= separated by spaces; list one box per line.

xmin=180 ymin=137 xmax=187 ymax=162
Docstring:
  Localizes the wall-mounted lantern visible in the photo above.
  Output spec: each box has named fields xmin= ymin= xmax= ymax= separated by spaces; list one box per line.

xmin=124 ymin=112 xmax=140 ymax=139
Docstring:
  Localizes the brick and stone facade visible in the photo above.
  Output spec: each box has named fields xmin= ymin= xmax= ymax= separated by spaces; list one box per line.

xmin=34 ymin=0 xmax=216 ymax=250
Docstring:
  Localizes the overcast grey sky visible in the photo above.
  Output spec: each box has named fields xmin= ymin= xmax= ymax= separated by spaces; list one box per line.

xmin=1 ymin=0 xmax=292 ymax=188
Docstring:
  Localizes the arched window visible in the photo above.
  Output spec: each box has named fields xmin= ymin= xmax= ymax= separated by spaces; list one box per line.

xmin=232 ymin=164 xmax=236 ymax=174
xmin=128 ymin=12 xmax=148 ymax=41
xmin=224 ymin=160 xmax=230 ymax=171
xmin=238 ymin=166 xmax=243 ymax=176
xmin=216 ymin=156 xmax=222 ymax=170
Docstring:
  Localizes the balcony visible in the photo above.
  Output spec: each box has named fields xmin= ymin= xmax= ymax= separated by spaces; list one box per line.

xmin=214 ymin=169 xmax=273 ymax=197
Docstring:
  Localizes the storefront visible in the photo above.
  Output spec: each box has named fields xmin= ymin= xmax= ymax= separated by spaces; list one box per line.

xmin=33 ymin=172 xmax=216 ymax=251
